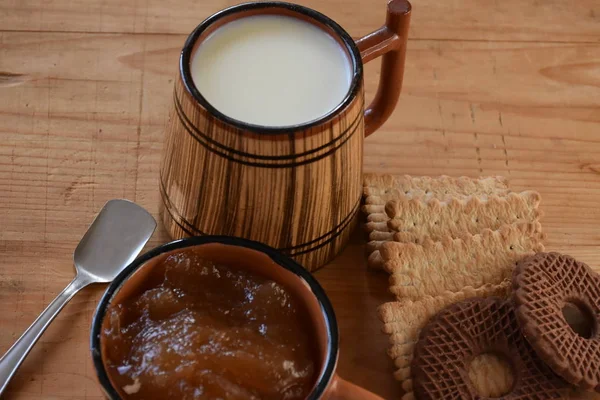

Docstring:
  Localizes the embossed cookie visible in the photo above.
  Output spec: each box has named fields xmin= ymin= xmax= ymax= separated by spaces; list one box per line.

xmin=513 ymin=252 xmax=600 ymax=392
xmin=363 ymin=174 xmax=509 ymax=204
xmin=381 ymin=223 xmax=544 ymax=300
xmin=412 ymin=297 xmax=570 ymax=400
xmin=362 ymin=174 xmax=509 ymax=269
xmin=379 ymin=282 xmax=510 ymax=400
xmin=385 ymin=190 xmax=541 ymax=242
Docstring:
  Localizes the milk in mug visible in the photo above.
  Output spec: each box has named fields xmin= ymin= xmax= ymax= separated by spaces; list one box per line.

xmin=190 ymin=14 xmax=353 ymax=127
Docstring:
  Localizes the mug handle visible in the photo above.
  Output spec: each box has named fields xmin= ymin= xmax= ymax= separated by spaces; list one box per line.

xmin=355 ymin=0 xmax=412 ymax=137
xmin=327 ymin=375 xmax=385 ymax=400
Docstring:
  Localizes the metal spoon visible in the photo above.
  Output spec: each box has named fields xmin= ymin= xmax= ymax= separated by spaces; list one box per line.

xmin=0 ymin=199 xmax=157 ymax=395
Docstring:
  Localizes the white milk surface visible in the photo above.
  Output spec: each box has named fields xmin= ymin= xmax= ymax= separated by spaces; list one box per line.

xmin=190 ymin=14 xmax=353 ymax=127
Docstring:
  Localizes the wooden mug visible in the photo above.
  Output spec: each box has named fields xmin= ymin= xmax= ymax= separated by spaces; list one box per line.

xmin=159 ymin=0 xmax=411 ymax=271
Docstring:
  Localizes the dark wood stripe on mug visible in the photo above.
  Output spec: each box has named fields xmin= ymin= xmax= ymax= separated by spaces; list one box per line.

xmin=161 ymin=188 xmax=360 ymax=257
xmin=279 ymin=133 xmax=297 ymax=249
xmin=160 ymin=174 xmax=361 ymax=255
xmin=173 ymin=89 xmax=364 ymax=166
xmin=192 ymin=118 xmax=214 ymax=230
xmin=159 ymin=184 xmax=200 ymax=237
xmin=159 ymin=177 xmax=204 ymax=235
xmin=175 ymin=101 xmax=364 ymax=168
xmin=161 ymin=196 xmax=357 ymax=259
xmin=161 ymin=170 xmax=361 ymax=252
xmin=329 ymin=119 xmax=340 ymax=261
xmin=283 ymin=199 xmax=360 ymax=256
xmin=278 ymin=196 xmax=361 ymax=253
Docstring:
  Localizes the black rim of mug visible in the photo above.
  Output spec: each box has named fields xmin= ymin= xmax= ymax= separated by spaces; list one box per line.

xmin=179 ymin=1 xmax=364 ymax=134
xmin=89 ymin=235 xmax=339 ymax=400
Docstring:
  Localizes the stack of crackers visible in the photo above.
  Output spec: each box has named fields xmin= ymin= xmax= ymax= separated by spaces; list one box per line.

xmin=363 ymin=174 xmax=544 ymax=399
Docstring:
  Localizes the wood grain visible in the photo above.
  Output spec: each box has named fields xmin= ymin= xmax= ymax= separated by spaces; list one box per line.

xmin=2 ymin=0 xmax=599 ymax=42
xmin=1 ymin=0 xmax=599 ymax=398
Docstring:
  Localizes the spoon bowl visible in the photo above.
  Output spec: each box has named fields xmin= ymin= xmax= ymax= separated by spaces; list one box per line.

xmin=74 ymin=200 xmax=157 ymax=282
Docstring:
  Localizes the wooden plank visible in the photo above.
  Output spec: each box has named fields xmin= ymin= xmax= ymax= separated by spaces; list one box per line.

xmin=363 ymin=40 xmax=600 ymax=269
xmin=0 ymin=32 xmax=599 ymax=398
xmin=1 ymin=0 xmax=599 ymax=42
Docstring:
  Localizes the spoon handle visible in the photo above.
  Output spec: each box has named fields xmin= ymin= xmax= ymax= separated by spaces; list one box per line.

xmin=0 ymin=274 xmax=93 ymax=395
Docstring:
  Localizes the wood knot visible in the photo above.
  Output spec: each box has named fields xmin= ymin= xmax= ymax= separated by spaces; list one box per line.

xmin=582 ymin=164 xmax=600 ymax=175
xmin=0 ymin=72 xmax=32 ymax=88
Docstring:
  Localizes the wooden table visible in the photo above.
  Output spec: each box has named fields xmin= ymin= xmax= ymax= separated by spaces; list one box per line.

xmin=1 ymin=0 xmax=599 ymax=398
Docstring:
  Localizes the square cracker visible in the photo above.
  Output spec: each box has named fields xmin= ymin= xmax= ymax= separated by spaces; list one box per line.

xmin=378 ymin=191 xmax=542 ymax=268
xmin=378 ymin=282 xmax=511 ymax=400
xmin=381 ymin=222 xmax=545 ymax=300
xmin=362 ymin=174 xmax=509 ymax=269
xmin=385 ymin=190 xmax=541 ymax=238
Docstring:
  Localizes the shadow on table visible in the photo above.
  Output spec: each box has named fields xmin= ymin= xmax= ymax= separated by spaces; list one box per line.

xmin=315 ymin=228 xmax=401 ymax=399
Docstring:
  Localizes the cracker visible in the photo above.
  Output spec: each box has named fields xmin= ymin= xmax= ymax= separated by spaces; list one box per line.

xmin=381 ymin=223 xmax=545 ymax=300
xmin=363 ymin=174 xmax=509 ymax=202
xmin=385 ymin=191 xmax=541 ymax=240
xmin=378 ymin=282 xmax=511 ymax=399
xmin=362 ymin=174 xmax=509 ymax=269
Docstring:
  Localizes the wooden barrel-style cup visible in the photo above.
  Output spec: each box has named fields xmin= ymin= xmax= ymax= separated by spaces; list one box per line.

xmin=160 ymin=0 xmax=411 ymax=271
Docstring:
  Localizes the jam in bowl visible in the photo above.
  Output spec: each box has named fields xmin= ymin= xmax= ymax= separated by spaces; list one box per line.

xmin=90 ymin=236 xmax=384 ymax=400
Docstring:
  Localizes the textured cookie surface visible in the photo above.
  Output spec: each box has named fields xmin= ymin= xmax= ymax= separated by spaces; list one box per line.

xmin=381 ymin=223 xmax=544 ymax=300
xmin=378 ymin=282 xmax=510 ymax=400
xmin=362 ymin=174 xmax=509 ymax=269
xmin=513 ymin=252 xmax=600 ymax=392
xmin=363 ymin=174 xmax=509 ymax=202
xmin=412 ymin=297 xmax=570 ymax=400
xmin=385 ymin=191 xmax=541 ymax=241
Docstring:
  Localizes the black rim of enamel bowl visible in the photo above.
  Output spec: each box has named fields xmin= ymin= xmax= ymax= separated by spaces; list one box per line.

xmin=90 ymin=235 xmax=339 ymax=400
xmin=179 ymin=1 xmax=363 ymax=133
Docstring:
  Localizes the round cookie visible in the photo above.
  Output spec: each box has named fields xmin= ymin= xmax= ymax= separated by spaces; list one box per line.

xmin=513 ymin=252 xmax=600 ymax=391
xmin=412 ymin=297 xmax=569 ymax=400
